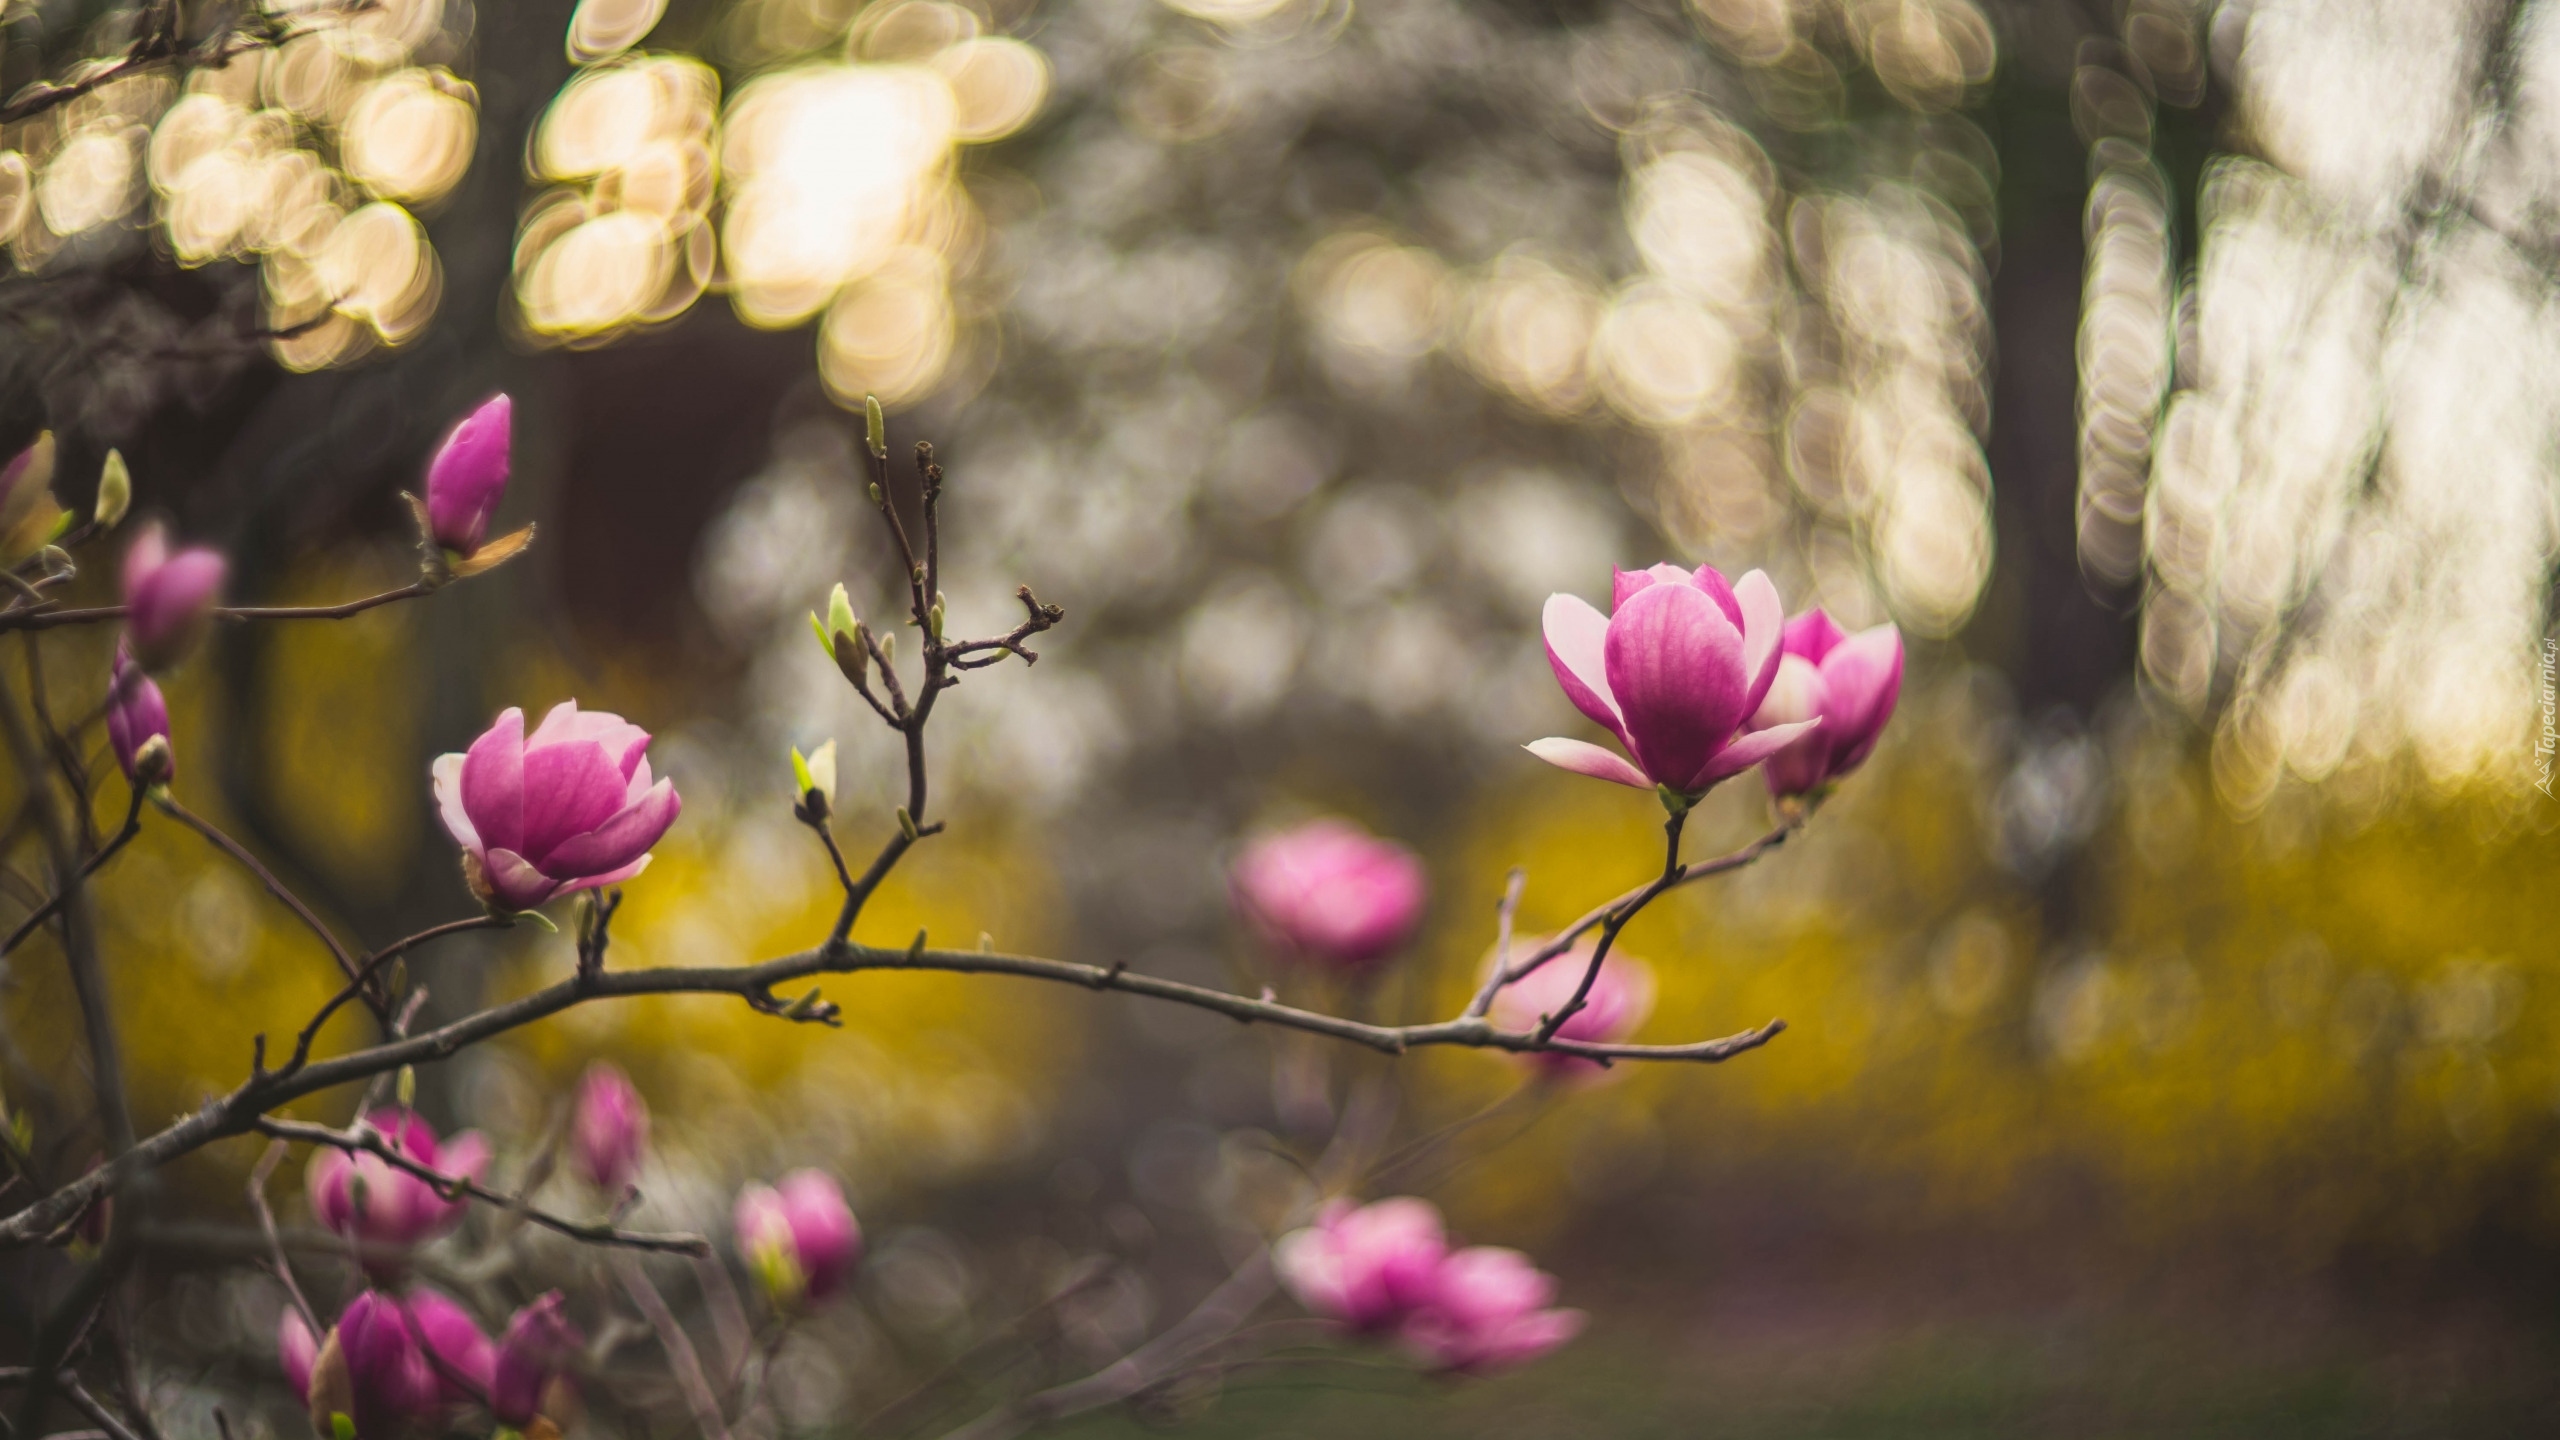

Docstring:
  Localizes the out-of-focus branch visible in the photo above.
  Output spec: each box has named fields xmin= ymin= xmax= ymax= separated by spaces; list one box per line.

xmin=157 ymin=797 xmax=365 ymax=993
xmin=0 ymin=785 xmax=144 ymax=960
xmin=245 ymin=1141 xmax=318 ymax=1335
xmin=250 ymin=1117 xmax=710 ymax=1256
xmin=0 ymin=583 xmax=433 ymax=634
xmin=613 ymin=1253 xmax=735 ymax=1440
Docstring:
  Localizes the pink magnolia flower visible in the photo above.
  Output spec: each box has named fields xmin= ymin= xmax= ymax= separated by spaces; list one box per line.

xmin=403 ymin=1288 xmax=496 ymax=1406
xmin=1747 ymin=609 xmax=1905 ymax=800
xmin=1488 ymin=939 xmax=1657 ymax=1081
xmin=120 ymin=521 xmax=226 ymax=671
xmin=425 ymin=395 xmax=511 ymax=558
xmin=316 ymin=1290 xmax=442 ymax=1439
xmin=1273 ymin=1197 xmax=1449 ymax=1332
xmin=491 ymin=1291 xmax=582 ymax=1427
xmin=105 ymin=646 xmax=172 ymax=784
xmin=1399 ymin=1245 xmax=1585 ymax=1374
xmin=736 ymin=1169 xmax=862 ymax=1308
xmin=279 ymin=1309 xmax=320 ymax=1405
xmin=1231 ymin=819 xmax=1428 ymax=973
xmin=306 ymin=1109 xmax=490 ymax=1261
xmin=432 ymin=701 xmax=681 ymax=913
xmin=571 ymin=1061 xmax=649 ymax=1193
xmin=1528 ymin=563 xmax=1819 ymax=798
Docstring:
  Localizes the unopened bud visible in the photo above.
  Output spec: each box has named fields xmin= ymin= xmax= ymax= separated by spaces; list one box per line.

xmin=122 ymin=734 xmax=174 ymax=790
xmin=863 ymin=395 xmax=887 ymax=459
xmin=825 ymin=583 xmax=858 ymax=641
xmin=927 ymin=595 xmax=944 ymax=641
xmin=896 ymin=806 xmax=918 ymax=841
xmin=396 ymin=1064 xmax=416 ymax=1108
xmin=791 ymin=740 xmax=837 ymax=820
xmin=878 ymin=631 xmax=895 ymax=666
xmin=867 ymin=481 xmax=884 ymax=506
xmin=93 ymin=450 xmax=129 ymax=529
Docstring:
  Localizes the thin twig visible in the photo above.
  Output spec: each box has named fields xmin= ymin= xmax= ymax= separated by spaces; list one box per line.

xmin=251 ymin=1117 xmax=708 ymax=1256
xmin=157 ymin=798 xmax=365 ymax=991
xmin=614 ymin=1253 xmax=735 ymax=1440
xmin=246 ymin=1142 xmax=318 ymax=1336
xmin=0 ymin=583 xmax=431 ymax=634
xmin=0 ymin=787 xmax=144 ymax=960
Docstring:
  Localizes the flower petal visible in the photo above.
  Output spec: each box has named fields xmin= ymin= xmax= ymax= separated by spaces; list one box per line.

xmin=1817 ymin=624 xmax=1904 ymax=773
xmin=1693 ymin=717 xmax=1822 ymax=787
xmin=430 ymin=752 xmax=479 ymax=853
xmin=519 ymin=740 xmax=632 ymax=864
xmin=1683 ymin=564 xmax=1745 ymax=631
xmin=537 ymin=778 xmax=681 ymax=881
xmin=1601 ymin=581 xmax=1747 ymax=789
xmin=1524 ymin=737 xmax=1652 ymax=789
xmin=528 ymin=700 xmax=653 ymax=779
xmin=1610 ymin=563 xmax=1691 ymax=609
xmin=1783 ymin=608 xmax=1847 ymax=664
xmin=1732 ymin=569 xmax=1785 ymax=720
xmin=551 ymin=854 xmax=650 ymax=899
xmin=459 ymin=709 xmax=527 ymax=857
xmin=1540 ymin=593 xmax=1625 ymax=738
xmin=481 ymin=848 xmax=560 ymax=911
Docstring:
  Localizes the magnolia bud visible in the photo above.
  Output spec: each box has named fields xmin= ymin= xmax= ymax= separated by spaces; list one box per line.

xmin=863 ymin=395 xmax=887 ymax=459
xmin=93 ymin=450 xmax=130 ymax=529
xmin=791 ymin=740 xmax=837 ymax=821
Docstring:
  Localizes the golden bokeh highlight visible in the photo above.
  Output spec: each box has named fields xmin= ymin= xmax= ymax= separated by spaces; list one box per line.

xmin=515 ymin=1 xmax=1044 ymax=405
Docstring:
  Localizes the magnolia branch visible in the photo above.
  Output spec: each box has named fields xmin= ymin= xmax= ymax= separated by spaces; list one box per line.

xmin=0 ymin=583 xmax=432 ymax=634
xmin=249 ymin=1116 xmax=710 ymax=1257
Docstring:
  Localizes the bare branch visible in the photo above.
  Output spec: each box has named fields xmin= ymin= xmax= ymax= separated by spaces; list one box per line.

xmin=251 ymin=1117 xmax=710 ymax=1257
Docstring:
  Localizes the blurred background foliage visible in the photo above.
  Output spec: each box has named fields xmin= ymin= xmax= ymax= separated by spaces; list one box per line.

xmin=6 ymin=0 xmax=2560 ymax=1429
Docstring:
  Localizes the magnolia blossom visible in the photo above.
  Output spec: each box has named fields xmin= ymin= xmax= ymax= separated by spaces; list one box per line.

xmin=1231 ymin=819 xmax=1428 ymax=973
xmin=405 ymin=1288 xmax=498 ymax=1405
xmin=426 ymin=395 xmax=512 ymax=557
xmin=1488 ymin=940 xmax=1657 ymax=1081
xmin=571 ymin=1061 xmax=649 ymax=1192
xmin=1277 ymin=1196 xmax=1583 ymax=1374
xmin=1273 ymin=1197 xmax=1449 ymax=1331
xmin=492 ymin=1291 xmax=582 ymax=1427
xmin=1747 ymin=609 xmax=1905 ymax=799
xmin=736 ymin=1169 xmax=862 ymax=1308
xmin=120 ymin=521 xmax=226 ymax=671
xmin=1398 ymin=1245 xmax=1585 ymax=1374
xmin=306 ymin=1109 xmax=489 ymax=1259
xmin=105 ymin=647 xmax=171 ymax=784
xmin=310 ymin=1290 xmax=442 ymax=1439
xmin=432 ymin=701 xmax=681 ymax=913
xmin=1529 ymin=564 xmax=1818 ymax=798
xmin=279 ymin=1309 xmax=320 ymax=1405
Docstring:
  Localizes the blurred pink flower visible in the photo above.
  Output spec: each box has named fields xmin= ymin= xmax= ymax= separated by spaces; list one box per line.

xmin=319 ymin=1290 xmax=442 ymax=1438
xmin=0 ymin=432 xmax=64 ymax=562
xmin=571 ymin=1061 xmax=649 ymax=1192
xmin=403 ymin=1288 xmax=496 ymax=1406
xmin=431 ymin=701 xmax=681 ymax=913
xmin=736 ymin=1169 xmax=862 ymax=1308
xmin=279 ymin=1309 xmax=319 ymax=1405
xmin=1231 ymin=818 xmax=1428 ymax=973
xmin=425 ymin=395 xmax=511 ymax=558
xmin=1747 ymin=609 xmax=1905 ymax=800
xmin=1528 ymin=563 xmax=1818 ymax=798
xmin=120 ymin=521 xmax=225 ymax=671
xmin=1273 ymin=1197 xmax=1449 ymax=1332
xmin=492 ymin=1291 xmax=582 ymax=1427
xmin=1399 ymin=1245 xmax=1585 ymax=1374
xmin=1487 ymin=940 xmax=1656 ymax=1081
xmin=105 ymin=646 xmax=171 ymax=784
xmin=306 ymin=1109 xmax=489 ymax=1264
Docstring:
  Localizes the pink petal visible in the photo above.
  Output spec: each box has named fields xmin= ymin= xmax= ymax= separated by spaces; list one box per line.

xmin=551 ymin=854 xmax=650 ymax=900
xmin=1693 ymin=717 xmax=1822 ymax=787
xmin=1602 ymin=582 xmax=1748 ymax=791
xmin=536 ymin=779 xmax=681 ymax=881
xmin=1609 ymin=564 xmax=1691 ymax=609
xmin=528 ymin=701 xmax=652 ymax=780
xmin=1784 ymin=608 xmax=1847 ymax=664
xmin=1817 ymin=625 xmax=1904 ymax=773
xmin=481 ymin=848 xmax=560 ymax=911
xmin=430 ymin=752 xmax=479 ymax=853
xmin=1732 ymin=569 xmax=1785 ymax=721
xmin=460 ymin=709 xmax=527 ymax=857
xmin=306 ymin=1147 xmax=353 ymax=1232
xmin=1682 ymin=564 xmax=1745 ymax=631
xmin=1539 ymin=594 xmax=1625 ymax=739
xmin=1523 ymin=738 xmax=1651 ymax=788
xmin=120 ymin=523 xmax=169 ymax=596
xmin=518 ymin=741 xmax=632 ymax=864
xmin=624 ymin=753 xmax=653 ymax=804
